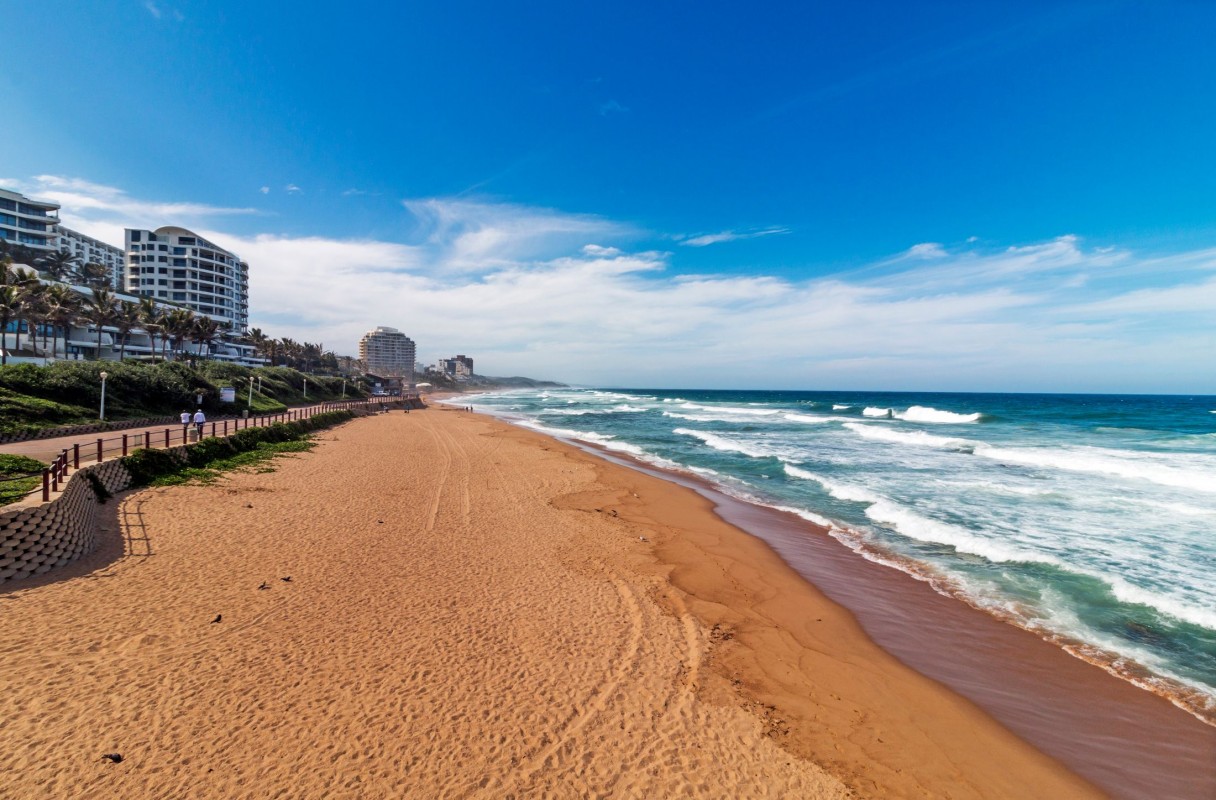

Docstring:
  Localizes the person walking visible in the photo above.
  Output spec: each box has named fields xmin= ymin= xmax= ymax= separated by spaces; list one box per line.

xmin=180 ymin=409 xmax=191 ymax=436
xmin=193 ymin=408 xmax=207 ymax=439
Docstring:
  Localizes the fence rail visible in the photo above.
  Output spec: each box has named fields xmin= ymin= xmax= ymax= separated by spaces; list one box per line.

xmin=4 ymin=398 xmax=403 ymax=506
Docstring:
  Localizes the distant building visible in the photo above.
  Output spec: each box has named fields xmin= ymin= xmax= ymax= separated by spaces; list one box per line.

xmin=359 ymin=326 xmax=416 ymax=381
xmin=124 ymin=226 xmax=250 ymax=332
xmin=439 ymin=354 xmax=474 ymax=379
xmin=57 ymin=226 xmax=125 ymax=290
xmin=0 ymin=187 xmax=60 ymax=252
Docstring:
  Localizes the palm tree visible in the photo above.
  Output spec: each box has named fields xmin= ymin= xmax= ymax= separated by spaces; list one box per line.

xmin=18 ymin=280 xmax=47 ymax=357
xmin=1 ymin=267 xmax=39 ymax=356
xmin=0 ymin=285 xmax=20 ymax=365
xmin=166 ymin=308 xmax=196 ymax=361
xmin=36 ymin=249 xmax=81 ymax=283
xmin=192 ymin=316 xmax=221 ymax=360
xmin=248 ymin=327 xmax=269 ymax=360
xmin=84 ymin=288 xmax=117 ymax=360
xmin=137 ymin=297 xmax=164 ymax=361
xmin=42 ymin=284 xmax=78 ymax=361
xmin=76 ymin=261 xmax=112 ymax=290
xmin=112 ymin=301 xmax=142 ymax=362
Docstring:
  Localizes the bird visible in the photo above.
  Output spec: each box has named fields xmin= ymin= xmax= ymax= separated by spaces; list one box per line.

xmin=257 ymin=582 xmax=270 ymax=590
xmin=281 ymin=576 xmax=292 ymax=582
xmin=211 ymin=614 xmax=222 ymax=624
xmin=100 ymin=753 xmax=123 ymax=764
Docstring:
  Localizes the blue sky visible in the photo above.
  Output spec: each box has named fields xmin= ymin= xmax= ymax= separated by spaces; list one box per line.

xmin=2 ymin=2 xmax=1214 ymax=392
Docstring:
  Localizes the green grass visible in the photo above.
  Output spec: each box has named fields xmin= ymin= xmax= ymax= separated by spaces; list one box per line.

xmin=0 ymin=453 xmax=48 ymax=506
xmin=150 ymin=439 xmax=317 ymax=486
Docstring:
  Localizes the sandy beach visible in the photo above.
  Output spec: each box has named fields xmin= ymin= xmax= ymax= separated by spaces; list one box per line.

xmin=0 ymin=407 xmax=1104 ymax=798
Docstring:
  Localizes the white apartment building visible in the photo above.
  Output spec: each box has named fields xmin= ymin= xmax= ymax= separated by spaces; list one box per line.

xmin=0 ymin=187 xmax=60 ymax=252
xmin=359 ymin=326 xmax=416 ymax=380
xmin=57 ymin=226 xmax=125 ymax=290
xmin=125 ymin=226 xmax=250 ymax=332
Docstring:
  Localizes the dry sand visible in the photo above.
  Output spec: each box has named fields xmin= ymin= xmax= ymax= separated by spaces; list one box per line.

xmin=0 ymin=408 xmax=1100 ymax=798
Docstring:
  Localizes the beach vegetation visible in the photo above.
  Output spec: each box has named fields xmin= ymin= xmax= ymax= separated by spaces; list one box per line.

xmin=120 ymin=409 xmax=355 ymax=487
xmin=0 ymin=360 xmax=368 ymax=434
xmin=0 ymin=454 xmax=47 ymax=506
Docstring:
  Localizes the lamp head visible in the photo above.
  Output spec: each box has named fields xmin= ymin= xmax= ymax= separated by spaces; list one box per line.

xmin=99 ymin=371 xmax=108 ymax=380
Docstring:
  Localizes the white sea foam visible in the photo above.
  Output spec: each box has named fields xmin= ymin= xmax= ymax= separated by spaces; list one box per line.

xmin=662 ymin=411 xmax=726 ymax=423
xmin=518 ymin=421 xmax=645 ymax=456
xmin=781 ymin=413 xmax=839 ymax=424
xmin=680 ymin=402 xmax=782 ymax=416
xmin=864 ymin=500 xmax=1059 ymax=565
xmin=673 ymin=428 xmax=772 ymax=459
xmin=863 ymin=407 xmax=893 ymax=418
xmin=782 ymin=464 xmax=881 ymax=503
xmin=771 ymin=504 xmax=834 ymax=528
xmin=832 ymin=404 xmax=852 ymax=410
xmin=977 ymin=445 xmax=1216 ymax=494
xmin=894 ymin=405 xmax=983 ymax=423
xmin=843 ymin=423 xmax=972 ymax=450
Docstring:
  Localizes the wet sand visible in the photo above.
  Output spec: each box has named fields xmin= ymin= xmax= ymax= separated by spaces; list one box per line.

xmin=0 ymin=408 xmax=1109 ymax=797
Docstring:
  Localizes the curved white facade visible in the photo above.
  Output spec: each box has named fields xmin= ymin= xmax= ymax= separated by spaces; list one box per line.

xmin=124 ymin=226 xmax=250 ymax=332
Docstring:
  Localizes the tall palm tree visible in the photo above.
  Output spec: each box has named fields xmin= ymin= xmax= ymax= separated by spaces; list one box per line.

xmin=2 ymin=267 xmax=39 ymax=356
xmin=42 ymin=284 xmax=78 ymax=361
xmin=84 ymin=288 xmax=117 ymax=360
xmin=0 ymin=285 xmax=20 ymax=365
xmin=76 ymin=261 xmax=112 ymax=290
xmin=112 ymin=301 xmax=142 ymax=362
xmin=192 ymin=316 xmax=221 ymax=360
xmin=166 ymin=308 xmax=196 ymax=361
xmin=137 ymin=297 xmax=164 ymax=361
xmin=36 ymin=249 xmax=81 ymax=283
xmin=248 ymin=327 xmax=269 ymax=359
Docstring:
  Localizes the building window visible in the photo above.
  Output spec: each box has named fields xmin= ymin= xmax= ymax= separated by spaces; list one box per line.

xmin=130 ymin=231 xmax=142 ymax=242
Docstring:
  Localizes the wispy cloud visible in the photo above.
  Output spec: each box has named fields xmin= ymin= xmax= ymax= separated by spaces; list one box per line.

xmin=598 ymin=99 xmax=629 ymax=116
xmin=284 ymin=184 xmax=302 ymax=194
xmin=259 ymin=186 xmax=270 ymax=195
xmin=680 ymin=227 xmax=790 ymax=247
xmin=20 ymin=175 xmax=1214 ymax=392
xmin=144 ymin=1 xmax=161 ymax=19
xmin=341 ymin=188 xmax=367 ymax=197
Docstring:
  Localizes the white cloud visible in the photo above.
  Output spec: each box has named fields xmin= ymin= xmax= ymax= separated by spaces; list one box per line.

xmin=599 ymin=100 xmax=629 ymax=116
xmin=906 ymin=242 xmax=948 ymax=259
xmin=259 ymin=186 xmax=270 ymax=195
xmin=681 ymin=227 xmax=790 ymax=247
xmin=144 ymin=1 xmax=162 ymax=19
xmin=17 ymin=175 xmax=1215 ymax=392
xmin=284 ymin=184 xmax=302 ymax=194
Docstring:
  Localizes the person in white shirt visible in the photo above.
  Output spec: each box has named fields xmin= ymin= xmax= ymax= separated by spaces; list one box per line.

xmin=193 ymin=409 xmax=206 ymax=438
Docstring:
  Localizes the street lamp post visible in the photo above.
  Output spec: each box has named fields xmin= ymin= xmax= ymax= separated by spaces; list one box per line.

xmin=341 ymin=378 xmax=346 ymax=399
xmin=99 ymin=371 xmax=109 ymax=420
xmin=247 ymin=376 xmax=254 ymax=411
xmin=303 ymin=377 xmax=307 ymax=400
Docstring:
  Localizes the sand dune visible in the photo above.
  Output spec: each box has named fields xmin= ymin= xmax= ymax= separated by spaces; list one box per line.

xmin=0 ymin=408 xmax=1096 ymax=798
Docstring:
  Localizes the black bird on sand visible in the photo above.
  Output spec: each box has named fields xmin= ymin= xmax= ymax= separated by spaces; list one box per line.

xmin=101 ymin=753 xmax=123 ymax=763
xmin=281 ymin=576 xmax=292 ymax=582
xmin=211 ymin=614 xmax=222 ymax=624
xmin=258 ymin=582 xmax=270 ymax=590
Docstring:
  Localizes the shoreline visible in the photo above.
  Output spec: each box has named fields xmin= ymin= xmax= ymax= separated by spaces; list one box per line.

xmin=455 ymin=398 xmax=1216 ymax=799
xmin=0 ymin=407 xmax=1207 ymax=796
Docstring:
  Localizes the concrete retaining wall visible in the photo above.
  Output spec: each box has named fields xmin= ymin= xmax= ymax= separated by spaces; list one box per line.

xmin=0 ymin=459 xmax=134 ymax=585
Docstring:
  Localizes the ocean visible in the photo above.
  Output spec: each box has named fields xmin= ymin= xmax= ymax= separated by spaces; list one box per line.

xmin=464 ymin=387 xmax=1216 ymax=723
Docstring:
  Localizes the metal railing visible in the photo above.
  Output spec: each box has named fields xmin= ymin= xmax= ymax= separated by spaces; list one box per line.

xmin=14 ymin=398 xmax=403 ymax=505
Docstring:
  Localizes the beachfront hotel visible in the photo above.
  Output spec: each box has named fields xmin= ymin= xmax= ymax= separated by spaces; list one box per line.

xmin=0 ymin=187 xmax=60 ymax=253
xmin=57 ymin=226 xmax=125 ymax=290
xmin=124 ymin=226 xmax=250 ymax=333
xmin=359 ymin=326 xmax=416 ymax=381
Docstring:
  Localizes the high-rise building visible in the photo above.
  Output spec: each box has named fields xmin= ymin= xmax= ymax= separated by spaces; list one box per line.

xmin=57 ymin=226 xmax=125 ymax=290
xmin=359 ymin=327 xmax=416 ymax=380
xmin=439 ymin=354 xmax=474 ymax=378
xmin=124 ymin=226 xmax=250 ymax=332
xmin=0 ymin=187 xmax=60 ymax=252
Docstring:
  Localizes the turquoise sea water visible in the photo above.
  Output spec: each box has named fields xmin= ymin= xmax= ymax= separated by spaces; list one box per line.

xmin=464 ymin=388 xmax=1216 ymax=721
